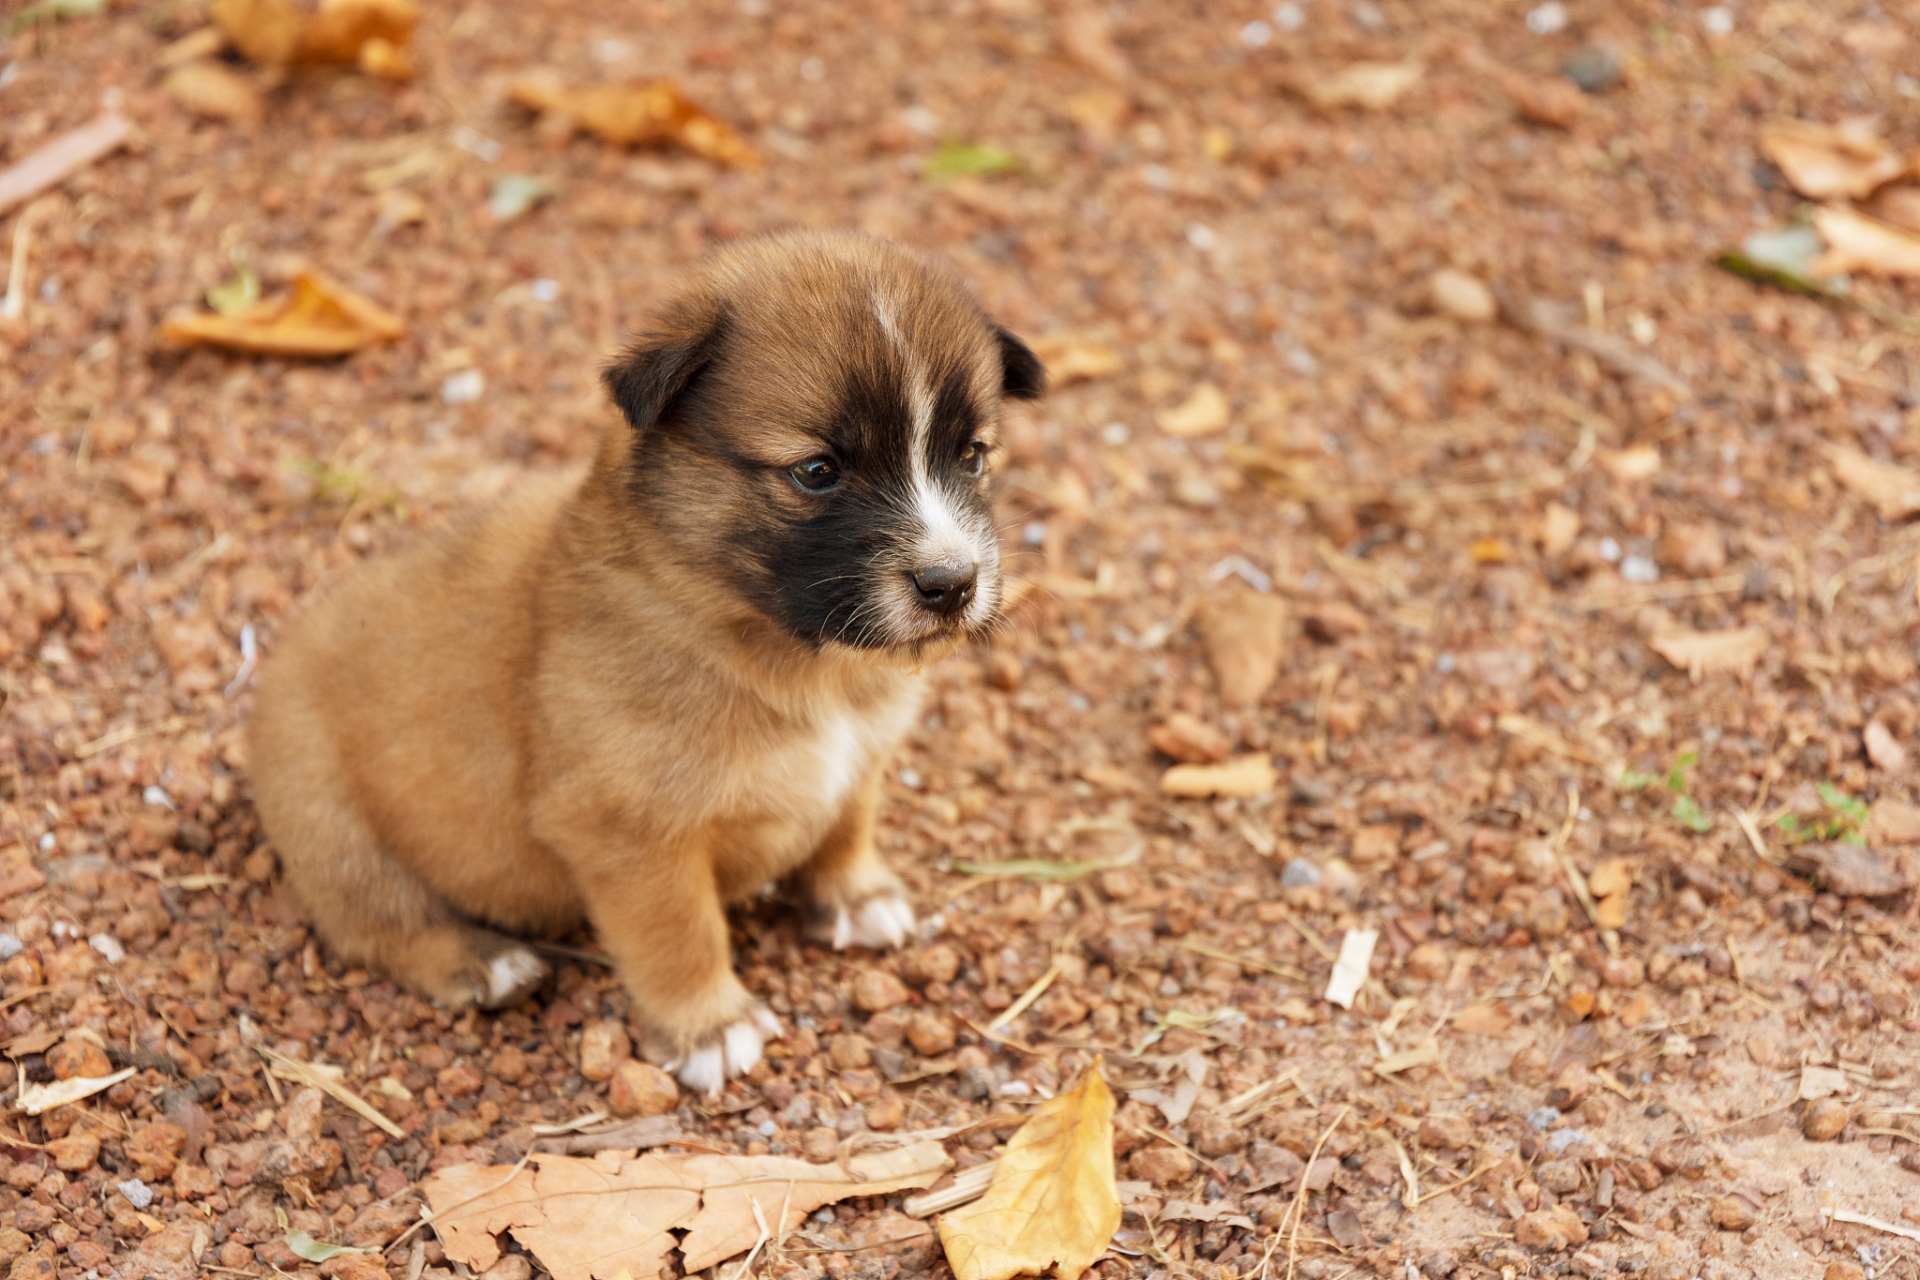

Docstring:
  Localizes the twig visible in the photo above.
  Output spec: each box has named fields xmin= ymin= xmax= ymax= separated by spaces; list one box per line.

xmin=257 ymin=1046 xmax=404 ymax=1139
xmin=1413 ymin=1159 xmax=1500 ymax=1206
xmin=74 ymin=716 xmax=191 ymax=760
xmin=727 ymin=1195 xmax=772 ymax=1280
xmin=1832 ymin=1209 xmax=1920 ymax=1243
xmin=1390 ymin=1136 xmax=1418 ymax=1212
xmin=1551 ymin=786 xmax=1616 ymax=954
xmin=988 ymin=960 xmax=1062 ymax=1032
xmin=1175 ymin=939 xmax=1309 ymax=981
xmin=1733 ymin=808 xmax=1781 ymax=865
xmin=1286 ymin=1106 xmax=1350 ymax=1280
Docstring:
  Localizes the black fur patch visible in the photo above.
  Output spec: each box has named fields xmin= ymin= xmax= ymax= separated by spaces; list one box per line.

xmin=994 ymin=326 xmax=1046 ymax=401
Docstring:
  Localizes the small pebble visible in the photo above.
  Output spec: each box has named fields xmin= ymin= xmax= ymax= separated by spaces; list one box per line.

xmin=118 ymin=1179 xmax=154 ymax=1209
xmin=1804 ymin=1098 xmax=1849 ymax=1142
xmin=1562 ymin=45 xmax=1622 ymax=93
xmin=1281 ymin=858 xmax=1323 ymax=888
xmin=1526 ymin=1107 xmax=1562 ymax=1130
xmin=89 ymin=933 xmax=125 ymax=964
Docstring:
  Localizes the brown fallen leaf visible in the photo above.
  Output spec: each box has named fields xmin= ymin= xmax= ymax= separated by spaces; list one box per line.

xmin=426 ymin=1142 xmax=949 ymax=1280
xmin=1784 ymin=842 xmax=1908 ymax=898
xmin=939 ymin=1064 xmax=1119 ymax=1280
xmin=1587 ymin=857 xmax=1634 ymax=898
xmin=1758 ymin=118 xmax=1904 ymax=201
xmin=1159 ymin=755 xmax=1277 ymax=798
xmin=1197 ymin=587 xmax=1285 ymax=705
xmin=0 ymin=113 xmax=131 ymax=217
xmin=1827 ymin=443 xmax=1920 ymax=520
xmin=211 ymin=0 xmax=418 ymax=77
xmin=1300 ymin=60 xmax=1423 ymax=111
xmin=162 ymin=61 xmax=265 ymax=126
xmin=1868 ymin=801 xmax=1920 ymax=846
xmin=1028 ymin=333 xmax=1121 ymax=385
xmin=507 ymin=73 xmax=759 ymax=167
xmin=1647 ymin=627 xmax=1768 ymax=680
xmin=161 ymin=272 xmax=404 ymax=357
xmin=1865 ymin=721 xmax=1908 ymax=773
xmin=1156 ymin=383 xmax=1230 ymax=436
xmin=1812 ymin=206 xmax=1920 ymax=278
xmin=1594 ymin=892 xmax=1629 ymax=930
xmin=1870 ymin=186 xmax=1920 ymax=237
xmin=1452 ymin=1003 xmax=1514 ymax=1036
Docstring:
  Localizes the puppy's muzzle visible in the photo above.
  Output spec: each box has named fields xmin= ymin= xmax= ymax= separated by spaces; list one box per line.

xmin=909 ymin=560 xmax=977 ymax=621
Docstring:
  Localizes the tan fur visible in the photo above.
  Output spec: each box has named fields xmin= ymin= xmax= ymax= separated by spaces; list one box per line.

xmin=248 ymin=232 xmax=1019 ymax=1070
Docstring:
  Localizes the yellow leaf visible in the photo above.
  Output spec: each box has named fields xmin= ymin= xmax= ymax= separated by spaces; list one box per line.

xmin=211 ymin=0 xmax=417 ymax=74
xmin=939 ymin=1064 xmax=1120 ymax=1280
xmin=161 ymin=272 xmax=404 ymax=357
xmin=507 ymin=73 xmax=760 ymax=167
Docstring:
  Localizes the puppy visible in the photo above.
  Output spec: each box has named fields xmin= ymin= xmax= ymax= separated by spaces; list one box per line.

xmin=247 ymin=230 xmax=1044 ymax=1091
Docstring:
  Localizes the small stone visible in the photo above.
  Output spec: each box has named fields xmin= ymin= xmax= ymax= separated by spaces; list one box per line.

xmin=1803 ymin=1098 xmax=1849 ymax=1141
xmin=1500 ymin=70 xmax=1584 ymax=128
xmin=801 ymin=1127 xmax=839 ymax=1163
xmin=1824 ymin=1264 xmax=1867 ymax=1280
xmin=1526 ymin=1107 xmax=1562 ymax=1131
xmin=1535 ymin=1160 xmax=1580 ymax=1194
xmin=1509 ymin=1044 xmax=1550 ymax=1086
xmin=838 ymin=1069 xmax=880 ymax=1099
xmin=373 ymin=1167 xmax=410 ymax=1200
xmin=47 ymin=1132 xmax=99 ymax=1172
xmin=1130 ymin=1144 xmax=1194 ymax=1186
xmin=905 ymin=1012 xmax=956 ymax=1056
xmin=1514 ymin=1203 xmax=1589 ymax=1252
xmin=1405 ymin=943 xmax=1448 ymax=981
xmin=955 ymin=1065 xmax=995 ymax=1101
xmin=1746 ymin=1034 xmax=1778 ymax=1066
xmin=1280 ymin=857 xmax=1322 ymax=888
xmin=321 ymin=1253 xmax=391 ymax=1280
xmin=64 ymin=1242 xmax=109 ymax=1271
xmin=1866 ymin=721 xmax=1908 ymax=773
xmin=1417 ymin=1114 xmax=1474 ymax=1150
xmin=827 ymin=1034 xmax=872 ymax=1070
xmin=852 ymin=970 xmax=909 ymax=1013
xmin=6 ymin=1245 xmax=56 ymax=1280
xmin=1349 ymin=824 xmax=1400 ymax=864
xmin=45 ymin=1039 xmax=112 ymax=1081
xmin=1561 ymin=45 xmax=1622 ymax=93
xmin=865 ymin=1093 xmax=904 ymax=1130
xmin=437 ymin=1062 xmax=483 ymax=1099
xmin=1600 ymin=955 xmax=1644 ymax=988
xmin=1430 ymin=268 xmax=1496 ymax=322
xmin=344 ymin=1203 xmax=414 ymax=1249
xmin=1148 ymin=712 xmax=1231 ymax=764
xmin=118 ymin=1179 xmax=154 ymax=1209
xmin=900 ymin=944 xmax=960 ymax=987
xmin=608 ymin=1060 xmax=679 ymax=1118
xmin=578 ymin=1021 xmax=632 ymax=1083
xmin=1709 ymin=1195 xmax=1756 ymax=1231
xmin=1548 ymin=1064 xmax=1590 ymax=1109
xmin=1660 ymin=521 xmax=1728 ymax=577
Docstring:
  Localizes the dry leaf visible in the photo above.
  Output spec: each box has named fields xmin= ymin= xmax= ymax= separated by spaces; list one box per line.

xmin=211 ymin=0 xmax=417 ymax=76
xmin=1828 ymin=444 xmax=1920 ymax=520
xmin=1196 ymin=587 xmax=1285 ymax=705
xmin=1587 ymin=857 xmax=1634 ymax=898
xmin=1865 ymin=722 xmax=1908 ymax=772
xmin=1302 ymin=60 xmax=1423 ymax=111
xmin=162 ymin=60 xmax=264 ymax=125
xmin=1811 ymin=206 xmax=1920 ymax=278
xmin=1593 ymin=892 xmax=1629 ymax=930
xmin=1647 ymin=627 xmax=1767 ymax=680
xmin=1028 ymin=333 xmax=1121 ymax=385
xmin=16 ymin=1069 xmax=137 ymax=1115
xmin=1784 ymin=842 xmax=1908 ymax=898
xmin=1868 ymin=801 xmax=1920 ymax=846
xmin=1452 ymin=1002 xmax=1514 ymax=1036
xmin=1799 ymin=1065 xmax=1850 ymax=1101
xmin=1870 ymin=186 xmax=1920 ymax=237
xmin=162 ymin=272 xmax=404 ymax=356
xmin=1325 ymin=928 xmax=1377 ymax=1010
xmin=1159 ymin=755 xmax=1277 ymax=798
xmin=507 ymin=73 xmax=759 ymax=167
xmin=938 ymin=1065 xmax=1120 ymax=1280
xmin=1758 ymin=118 xmax=1904 ymax=201
xmin=1156 ymin=383 xmax=1230 ymax=436
xmin=1372 ymin=1041 xmax=1442 ymax=1075
xmin=426 ymin=1143 xmax=949 ymax=1280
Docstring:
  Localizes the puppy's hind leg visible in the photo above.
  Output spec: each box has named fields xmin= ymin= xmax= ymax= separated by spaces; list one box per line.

xmin=801 ymin=770 xmax=914 ymax=951
xmin=271 ymin=802 xmax=548 ymax=1010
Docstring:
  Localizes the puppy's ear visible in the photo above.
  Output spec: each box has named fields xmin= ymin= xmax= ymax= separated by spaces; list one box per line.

xmin=993 ymin=325 xmax=1046 ymax=401
xmin=603 ymin=308 xmax=729 ymax=435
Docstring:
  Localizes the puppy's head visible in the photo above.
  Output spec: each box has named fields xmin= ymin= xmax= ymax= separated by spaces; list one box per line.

xmin=602 ymin=231 xmax=1043 ymax=657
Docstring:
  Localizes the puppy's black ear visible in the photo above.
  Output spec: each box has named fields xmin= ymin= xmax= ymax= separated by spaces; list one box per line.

xmin=994 ymin=325 xmax=1046 ymax=401
xmin=603 ymin=308 xmax=729 ymax=435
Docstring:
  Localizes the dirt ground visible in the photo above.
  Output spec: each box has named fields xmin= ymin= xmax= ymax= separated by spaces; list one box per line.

xmin=7 ymin=1 xmax=1920 ymax=1278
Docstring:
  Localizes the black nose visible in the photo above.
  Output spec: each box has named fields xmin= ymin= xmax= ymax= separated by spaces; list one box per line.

xmin=909 ymin=562 xmax=977 ymax=619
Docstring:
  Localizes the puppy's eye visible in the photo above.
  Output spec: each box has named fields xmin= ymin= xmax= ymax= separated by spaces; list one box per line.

xmin=959 ymin=440 xmax=989 ymax=477
xmin=789 ymin=457 xmax=841 ymax=492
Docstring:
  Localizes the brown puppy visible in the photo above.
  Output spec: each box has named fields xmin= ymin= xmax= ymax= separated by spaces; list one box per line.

xmin=247 ymin=231 xmax=1043 ymax=1091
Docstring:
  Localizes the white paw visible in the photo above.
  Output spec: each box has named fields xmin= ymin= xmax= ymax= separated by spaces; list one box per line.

xmin=831 ymin=894 xmax=915 ymax=951
xmin=483 ymin=947 xmax=548 ymax=1007
xmin=668 ymin=1007 xmax=782 ymax=1095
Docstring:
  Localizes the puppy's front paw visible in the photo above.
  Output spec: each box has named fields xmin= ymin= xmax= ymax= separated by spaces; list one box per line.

xmin=821 ymin=892 xmax=915 ymax=951
xmin=666 ymin=1006 xmax=782 ymax=1095
xmin=480 ymin=945 xmax=550 ymax=1010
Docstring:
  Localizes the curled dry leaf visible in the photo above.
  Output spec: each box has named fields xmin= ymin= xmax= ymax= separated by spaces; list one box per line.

xmin=507 ymin=74 xmax=759 ymax=167
xmin=1811 ymin=206 xmax=1920 ymax=278
xmin=938 ymin=1064 xmax=1120 ymax=1280
xmin=1827 ymin=444 xmax=1920 ymax=520
xmin=1301 ymin=60 xmax=1423 ymax=111
xmin=1758 ymin=118 xmax=1904 ymax=201
xmin=161 ymin=272 xmax=404 ymax=356
xmin=211 ymin=0 xmax=418 ymax=77
xmin=1159 ymin=755 xmax=1277 ymax=798
xmin=1647 ymin=627 xmax=1767 ymax=680
xmin=425 ymin=1142 xmax=950 ymax=1280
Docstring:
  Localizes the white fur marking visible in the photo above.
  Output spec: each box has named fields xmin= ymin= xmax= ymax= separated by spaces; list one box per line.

xmin=670 ymin=1008 xmax=783 ymax=1095
xmin=814 ymin=714 xmax=862 ymax=810
xmin=831 ymin=894 xmax=915 ymax=951
xmin=487 ymin=948 xmax=547 ymax=1004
